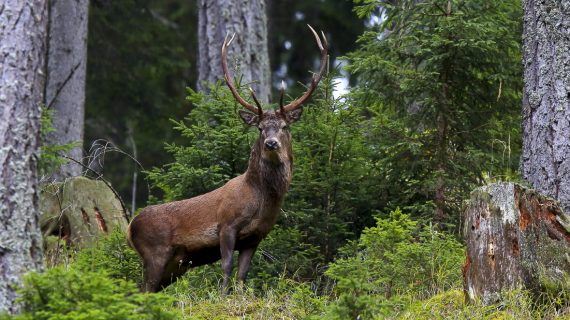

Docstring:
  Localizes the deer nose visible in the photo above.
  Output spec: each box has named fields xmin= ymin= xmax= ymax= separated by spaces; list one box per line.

xmin=264 ymin=139 xmax=279 ymax=151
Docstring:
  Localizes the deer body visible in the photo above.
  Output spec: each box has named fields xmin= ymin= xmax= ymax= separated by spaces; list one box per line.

xmin=128 ymin=121 xmax=294 ymax=291
xmin=128 ymin=26 xmax=327 ymax=292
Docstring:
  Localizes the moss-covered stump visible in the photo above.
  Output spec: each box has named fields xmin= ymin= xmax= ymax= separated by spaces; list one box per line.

xmin=463 ymin=182 xmax=570 ymax=304
xmin=39 ymin=177 xmax=128 ymax=249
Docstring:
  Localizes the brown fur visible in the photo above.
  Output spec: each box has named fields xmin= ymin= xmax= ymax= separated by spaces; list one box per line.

xmin=128 ymin=112 xmax=299 ymax=292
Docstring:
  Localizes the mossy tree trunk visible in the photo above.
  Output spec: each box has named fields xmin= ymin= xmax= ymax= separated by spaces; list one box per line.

xmin=0 ymin=0 xmax=48 ymax=313
xmin=521 ymin=0 xmax=570 ymax=213
xmin=197 ymin=0 xmax=271 ymax=102
xmin=463 ymin=183 xmax=570 ymax=304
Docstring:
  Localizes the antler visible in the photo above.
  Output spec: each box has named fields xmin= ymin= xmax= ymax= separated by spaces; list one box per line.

xmin=282 ymin=25 xmax=328 ymax=113
xmin=221 ymin=33 xmax=262 ymax=116
xmin=221 ymin=25 xmax=328 ymax=115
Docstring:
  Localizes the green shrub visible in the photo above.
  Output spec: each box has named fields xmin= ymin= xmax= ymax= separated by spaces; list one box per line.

xmin=248 ymin=226 xmax=321 ymax=289
xmin=9 ymin=266 xmax=178 ymax=320
xmin=324 ymin=208 xmax=465 ymax=319
xmin=146 ymin=83 xmax=256 ymax=203
xmin=73 ymin=228 xmax=142 ymax=285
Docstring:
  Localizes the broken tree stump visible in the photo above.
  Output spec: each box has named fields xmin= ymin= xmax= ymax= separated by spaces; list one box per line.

xmin=463 ymin=182 xmax=570 ymax=304
xmin=39 ymin=176 xmax=129 ymax=249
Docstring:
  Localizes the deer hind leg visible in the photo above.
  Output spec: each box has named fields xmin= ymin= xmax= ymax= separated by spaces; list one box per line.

xmin=141 ymin=246 xmax=173 ymax=292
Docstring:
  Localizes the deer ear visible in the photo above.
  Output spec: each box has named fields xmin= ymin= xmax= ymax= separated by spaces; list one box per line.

xmin=239 ymin=110 xmax=259 ymax=126
xmin=286 ymin=108 xmax=303 ymax=123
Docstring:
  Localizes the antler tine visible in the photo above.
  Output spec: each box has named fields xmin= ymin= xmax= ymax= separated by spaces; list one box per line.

xmin=279 ymin=80 xmax=286 ymax=116
xmin=248 ymin=87 xmax=264 ymax=117
xmin=282 ymin=25 xmax=328 ymax=113
xmin=221 ymin=33 xmax=261 ymax=115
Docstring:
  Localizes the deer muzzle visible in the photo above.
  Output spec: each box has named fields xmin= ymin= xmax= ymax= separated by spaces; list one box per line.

xmin=264 ymin=139 xmax=279 ymax=151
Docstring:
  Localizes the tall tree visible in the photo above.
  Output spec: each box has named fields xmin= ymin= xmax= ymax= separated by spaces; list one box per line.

xmin=0 ymin=0 xmax=47 ymax=313
xmin=347 ymin=0 xmax=523 ymax=225
xmin=521 ymin=0 xmax=570 ymax=213
xmin=197 ymin=0 xmax=271 ymax=102
xmin=44 ymin=0 xmax=90 ymax=180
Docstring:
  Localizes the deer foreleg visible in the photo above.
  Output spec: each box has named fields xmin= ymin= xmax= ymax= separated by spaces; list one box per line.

xmin=237 ymin=245 xmax=258 ymax=284
xmin=219 ymin=228 xmax=236 ymax=293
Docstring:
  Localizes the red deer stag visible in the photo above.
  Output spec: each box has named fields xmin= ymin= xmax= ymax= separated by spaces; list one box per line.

xmin=127 ymin=25 xmax=328 ymax=292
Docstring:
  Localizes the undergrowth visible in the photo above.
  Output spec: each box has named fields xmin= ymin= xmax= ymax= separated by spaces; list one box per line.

xmin=4 ymin=211 xmax=568 ymax=319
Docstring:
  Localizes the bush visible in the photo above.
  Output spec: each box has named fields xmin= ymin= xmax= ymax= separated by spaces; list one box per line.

xmin=8 ymin=266 xmax=178 ymax=320
xmin=73 ymin=228 xmax=143 ymax=285
xmin=248 ymin=226 xmax=321 ymax=289
xmin=324 ymin=208 xmax=465 ymax=319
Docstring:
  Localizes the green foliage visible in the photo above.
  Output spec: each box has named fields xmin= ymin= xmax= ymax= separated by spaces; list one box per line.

xmin=73 ymin=229 xmax=143 ymax=285
xmin=249 ymin=226 xmax=321 ymax=287
xmin=9 ymin=266 xmax=178 ymax=320
xmin=283 ymin=75 xmax=376 ymax=260
xmin=146 ymin=83 xmax=256 ymax=202
xmin=347 ymin=0 xmax=523 ymax=225
xmin=324 ymin=208 xmax=464 ymax=319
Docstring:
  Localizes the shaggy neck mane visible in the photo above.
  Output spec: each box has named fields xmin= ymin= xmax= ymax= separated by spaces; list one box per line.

xmin=245 ymin=137 xmax=292 ymax=199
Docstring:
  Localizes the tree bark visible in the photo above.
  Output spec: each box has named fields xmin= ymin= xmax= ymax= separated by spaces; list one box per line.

xmin=521 ymin=0 xmax=570 ymax=213
xmin=44 ymin=0 xmax=89 ymax=180
xmin=197 ymin=0 xmax=271 ymax=103
xmin=463 ymin=183 xmax=570 ymax=304
xmin=0 ymin=0 xmax=47 ymax=313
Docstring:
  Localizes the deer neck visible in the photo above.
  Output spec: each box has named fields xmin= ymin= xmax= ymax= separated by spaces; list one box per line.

xmin=244 ymin=138 xmax=292 ymax=200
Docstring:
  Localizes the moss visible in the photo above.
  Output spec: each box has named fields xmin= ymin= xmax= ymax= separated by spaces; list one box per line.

xmin=398 ymin=289 xmax=466 ymax=319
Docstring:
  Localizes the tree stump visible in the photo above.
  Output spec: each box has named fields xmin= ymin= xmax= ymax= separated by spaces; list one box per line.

xmin=463 ymin=182 xmax=570 ymax=303
xmin=39 ymin=177 xmax=128 ymax=250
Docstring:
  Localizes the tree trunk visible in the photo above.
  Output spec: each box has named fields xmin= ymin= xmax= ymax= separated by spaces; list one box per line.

xmin=44 ymin=0 xmax=89 ymax=180
xmin=521 ymin=0 xmax=570 ymax=213
xmin=197 ymin=0 xmax=271 ymax=103
xmin=463 ymin=183 xmax=570 ymax=304
xmin=0 ymin=0 xmax=47 ymax=313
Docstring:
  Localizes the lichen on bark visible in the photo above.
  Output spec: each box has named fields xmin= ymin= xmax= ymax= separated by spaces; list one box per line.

xmin=0 ymin=0 xmax=47 ymax=313
xmin=521 ymin=0 xmax=570 ymax=213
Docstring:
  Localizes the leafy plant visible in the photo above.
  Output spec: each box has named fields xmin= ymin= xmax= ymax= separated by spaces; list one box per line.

xmin=324 ymin=208 xmax=465 ymax=319
xmin=146 ymin=83 xmax=256 ymax=202
xmin=8 ymin=266 xmax=178 ymax=320
xmin=73 ymin=229 xmax=143 ymax=285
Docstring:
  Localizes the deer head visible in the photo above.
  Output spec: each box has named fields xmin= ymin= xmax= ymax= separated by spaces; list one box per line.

xmin=222 ymin=25 xmax=328 ymax=163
